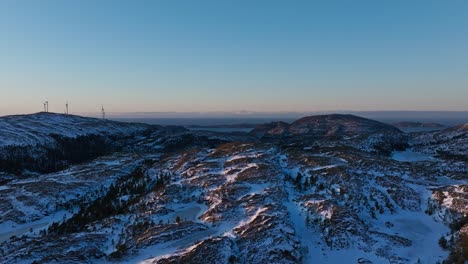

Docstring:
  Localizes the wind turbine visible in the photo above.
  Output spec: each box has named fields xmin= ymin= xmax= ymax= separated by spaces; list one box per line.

xmin=101 ymin=105 xmax=105 ymax=119
xmin=43 ymin=101 xmax=49 ymax=112
xmin=65 ymin=101 xmax=69 ymax=115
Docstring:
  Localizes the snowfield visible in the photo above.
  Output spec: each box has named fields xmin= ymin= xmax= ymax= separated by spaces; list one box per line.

xmin=0 ymin=112 xmax=151 ymax=147
xmin=391 ymin=149 xmax=436 ymax=162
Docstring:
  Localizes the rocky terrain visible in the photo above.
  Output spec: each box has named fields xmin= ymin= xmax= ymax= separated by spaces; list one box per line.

xmin=410 ymin=124 xmax=468 ymax=161
xmin=0 ymin=113 xmax=466 ymax=263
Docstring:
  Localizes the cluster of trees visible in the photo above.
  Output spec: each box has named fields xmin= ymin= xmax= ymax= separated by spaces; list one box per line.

xmin=47 ymin=166 xmax=171 ymax=235
xmin=439 ymin=236 xmax=449 ymax=249
xmin=109 ymin=213 xmax=183 ymax=259
xmin=130 ymin=220 xmax=153 ymax=236
xmin=436 ymin=150 xmax=468 ymax=162
xmin=368 ymin=193 xmax=391 ymax=219
xmin=287 ymin=171 xmax=396 ymax=220
xmin=287 ymin=172 xmax=324 ymax=191
xmin=153 ymin=171 xmax=172 ymax=192
xmin=439 ymin=230 xmax=468 ymax=263
xmin=50 ymin=134 xmax=115 ymax=165
xmin=109 ymin=243 xmax=128 ymax=259
xmin=424 ymin=194 xmax=468 ymax=263
xmin=0 ymin=134 xmax=116 ymax=174
xmin=450 ymin=216 xmax=468 ymax=233
xmin=431 ymin=214 xmax=468 ymax=264
xmin=0 ymin=145 xmax=39 ymax=174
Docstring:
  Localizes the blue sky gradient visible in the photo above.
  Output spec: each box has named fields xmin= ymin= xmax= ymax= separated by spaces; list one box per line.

xmin=1 ymin=0 xmax=467 ymax=115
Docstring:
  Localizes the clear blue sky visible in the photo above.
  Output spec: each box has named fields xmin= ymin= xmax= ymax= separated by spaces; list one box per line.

xmin=1 ymin=0 xmax=467 ymax=115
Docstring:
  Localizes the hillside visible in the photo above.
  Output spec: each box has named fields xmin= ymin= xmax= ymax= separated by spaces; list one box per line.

xmin=251 ymin=114 xmax=406 ymax=155
xmin=0 ymin=112 xmax=170 ymax=174
xmin=411 ymin=123 xmax=468 ymax=160
xmin=0 ymin=113 xmax=466 ymax=264
xmin=251 ymin=114 xmax=401 ymax=137
xmin=0 ymin=112 xmax=152 ymax=147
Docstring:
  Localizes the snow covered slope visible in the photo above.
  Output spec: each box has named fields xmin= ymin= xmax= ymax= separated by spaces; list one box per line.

xmin=0 ymin=112 xmax=165 ymax=174
xmin=0 ymin=114 xmax=466 ymax=264
xmin=0 ymin=112 xmax=151 ymax=147
xmin=411 ymin=124 xmax=468 ymax=159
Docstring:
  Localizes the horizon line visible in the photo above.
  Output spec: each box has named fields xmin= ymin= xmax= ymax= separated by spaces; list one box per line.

xmin=2 ymin=109 xmax=468 ymax=118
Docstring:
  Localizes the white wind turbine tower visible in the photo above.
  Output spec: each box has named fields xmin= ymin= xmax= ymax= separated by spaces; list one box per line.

xmin=65 ymin=101 xmax=69 ymax=115
xmin=101 ymin=105 xmax=105 ymax=119
xmin=43 ymin=101 xmax=49 ymax=112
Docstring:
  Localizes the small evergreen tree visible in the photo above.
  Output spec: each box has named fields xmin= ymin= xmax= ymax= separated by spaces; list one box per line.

xmin=295 ymin=172 xmax=303 ymax=190
xmin=439 ymin=236 xmax=448 ymax=249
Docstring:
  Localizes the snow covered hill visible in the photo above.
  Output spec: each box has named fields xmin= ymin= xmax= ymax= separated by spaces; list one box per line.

xmin=251 ymin=114 xmax=402 ymax=137
xmin=0 ymin=113 xmax=466 ymax=263
xmin=411 ymin=123 xmax=468 ymax=160
xmin=250 ymin=114 xmax=408 ymax=155
xmin=0 ymin=112 xmax=151 ymax=148
xmin=0 ymin=112 xmax=168 ymax=174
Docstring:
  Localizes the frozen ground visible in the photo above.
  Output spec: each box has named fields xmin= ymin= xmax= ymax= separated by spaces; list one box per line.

xmin=1 ymin=113 xmax=466 ymax=264
xmin=391 ymin=150 xmax=436 ymax=162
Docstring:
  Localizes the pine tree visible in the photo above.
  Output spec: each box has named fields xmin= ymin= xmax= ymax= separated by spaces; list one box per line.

xmin=295 ymin=172 xmax=303 ymax=190
xmin=303 ymin=178 xmax=309 ymax=189
xmin=439 ymin=236 xmax=448 ymax=249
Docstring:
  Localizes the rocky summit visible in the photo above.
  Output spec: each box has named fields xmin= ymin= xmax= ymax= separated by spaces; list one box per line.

xmin=0 ymin=113 xmax=467 ymax=264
